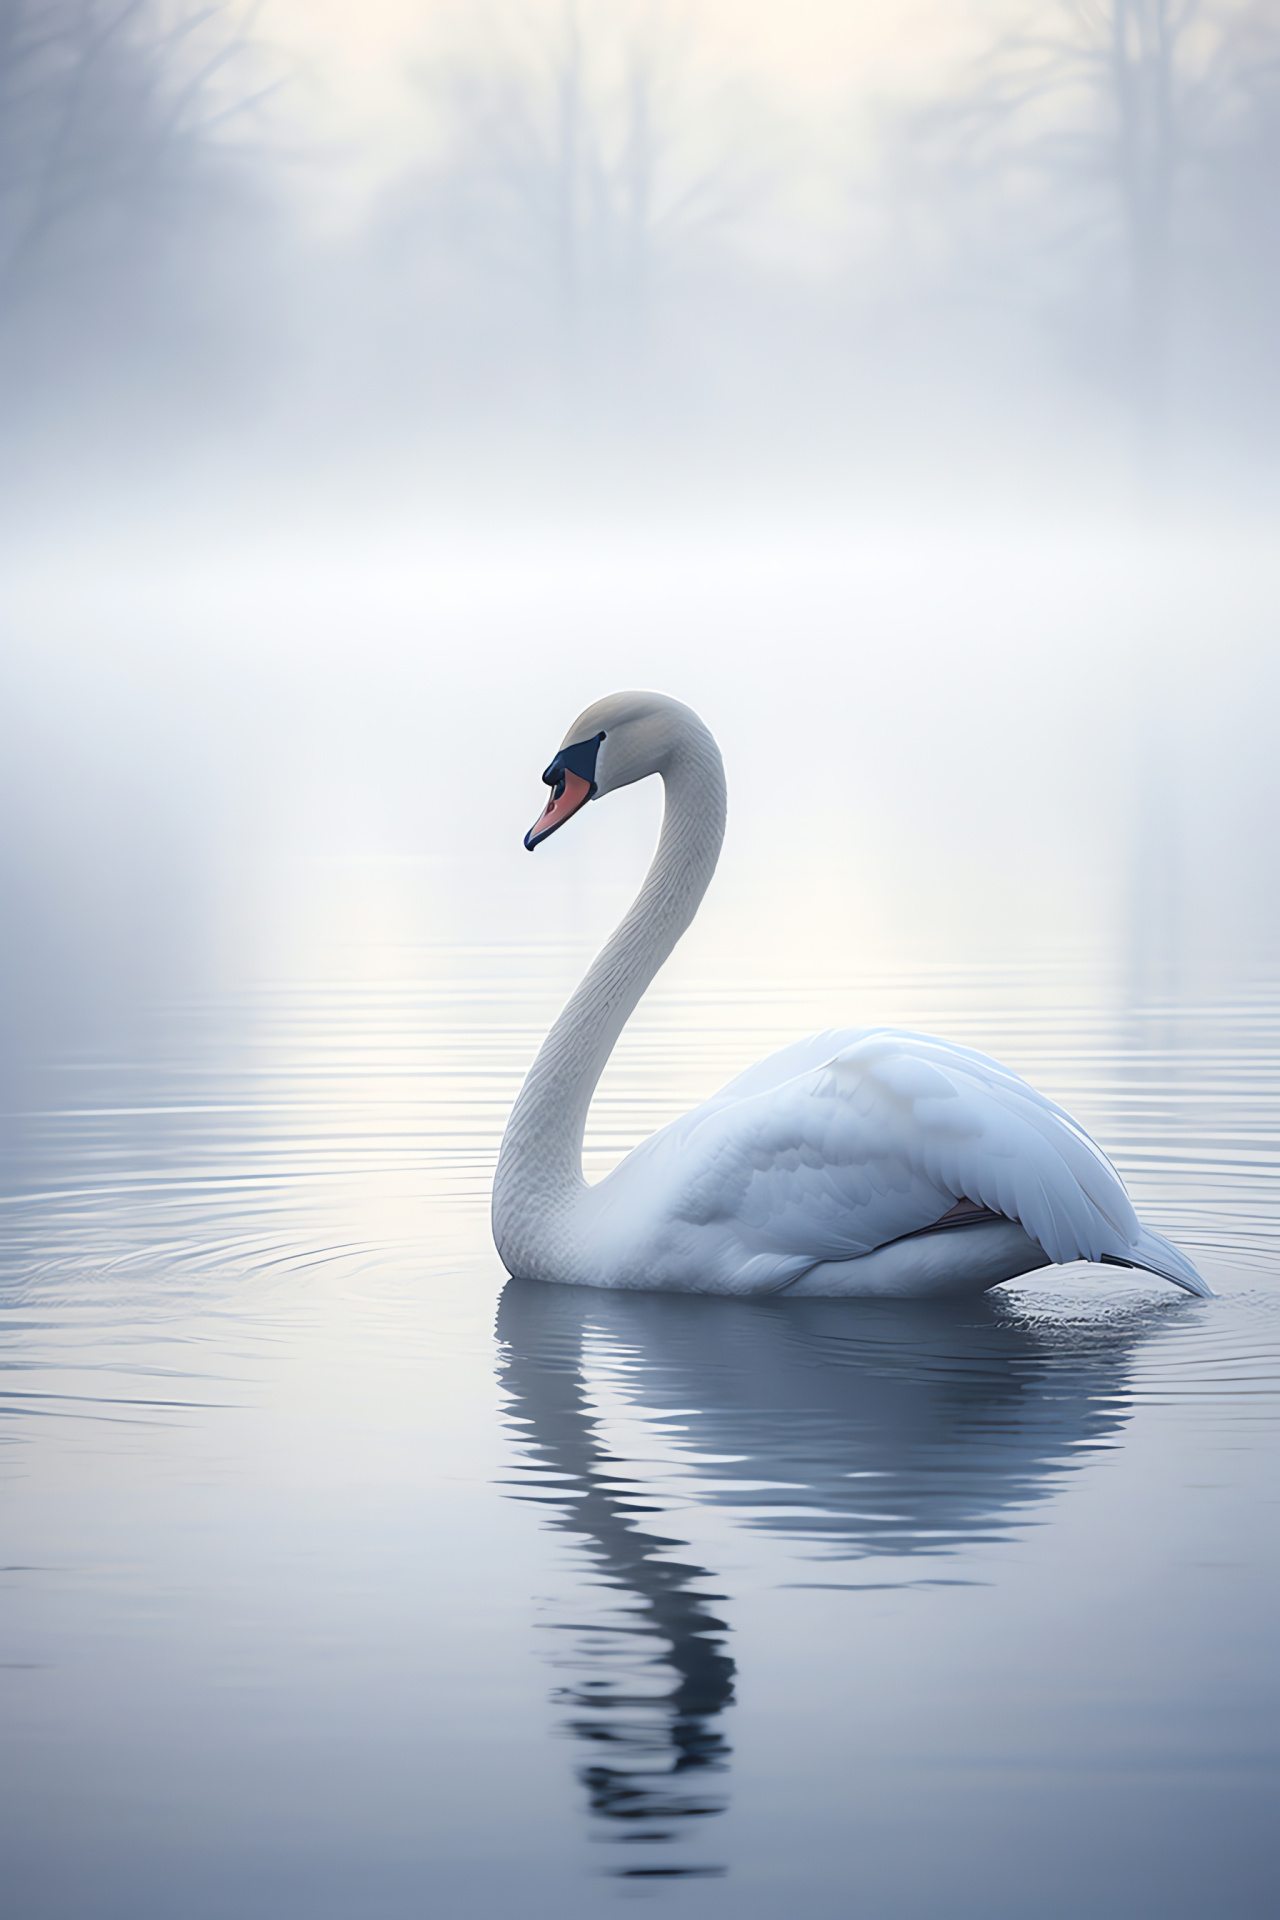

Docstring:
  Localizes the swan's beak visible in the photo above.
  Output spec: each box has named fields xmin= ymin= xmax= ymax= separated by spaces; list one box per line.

xmin=524 ymin=730 xmax=606 ymax=850
xmin=525 ymin=769 xmax=594 ymax=850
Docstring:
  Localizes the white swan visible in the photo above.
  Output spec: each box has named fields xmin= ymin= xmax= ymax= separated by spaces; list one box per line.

xmin=492 ymin=691 xmax=1210 ymax=1301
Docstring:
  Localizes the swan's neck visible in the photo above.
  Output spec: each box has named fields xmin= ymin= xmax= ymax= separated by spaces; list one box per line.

xmin=492 ymin=721 xmax=726 ymax=1279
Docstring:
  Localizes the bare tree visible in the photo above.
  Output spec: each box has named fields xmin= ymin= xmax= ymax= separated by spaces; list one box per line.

xmin=909 ymin=0 xmax=1280 ymax=469
xmin=377 ymin=4 xmax=748 ymax=422
xmin=0 ymin=0 xmax=274 ymax=316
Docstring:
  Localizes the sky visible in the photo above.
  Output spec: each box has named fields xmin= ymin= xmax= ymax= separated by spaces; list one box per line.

xmin=260 ymin=0 xmax=1005 ymax=191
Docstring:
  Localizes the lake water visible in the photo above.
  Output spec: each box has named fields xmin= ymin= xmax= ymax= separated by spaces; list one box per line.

xmin=3 ymin=935 xmax=1277 ymax=1919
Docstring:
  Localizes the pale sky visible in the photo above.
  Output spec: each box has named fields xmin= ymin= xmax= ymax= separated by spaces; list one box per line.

xmin=260 ymin=0 xmax=1006 ymax=187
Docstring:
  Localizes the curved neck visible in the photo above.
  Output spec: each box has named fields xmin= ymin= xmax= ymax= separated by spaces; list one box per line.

xmin=493 ymin=719 xmax=726 ymax=1277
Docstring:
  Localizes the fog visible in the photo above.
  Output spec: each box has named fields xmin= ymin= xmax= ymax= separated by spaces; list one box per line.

xmin=4 ymin=13 xmax=1280 ymax=1910
xmin=8 ymin=0 xmax=1280 ymax=491
xmin=2 ymin=0 xmax=1279 ymax=1073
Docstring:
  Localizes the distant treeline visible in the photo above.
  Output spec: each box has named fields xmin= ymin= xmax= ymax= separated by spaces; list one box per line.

xmin=3 ymin=0 xmax=1279 ymax=486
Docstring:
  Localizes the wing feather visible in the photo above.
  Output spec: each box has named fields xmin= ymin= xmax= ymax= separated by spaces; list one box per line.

xmin=665 ymin=1027 xmax=1144 ymax=1269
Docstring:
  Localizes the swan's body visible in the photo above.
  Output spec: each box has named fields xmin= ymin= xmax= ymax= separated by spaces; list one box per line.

xmin=492 ymin=692 xmax=1209 ymax=1301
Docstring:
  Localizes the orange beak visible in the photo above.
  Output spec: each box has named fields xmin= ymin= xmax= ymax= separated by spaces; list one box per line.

xmin=525 ymin=768 xmax=594 ymax=850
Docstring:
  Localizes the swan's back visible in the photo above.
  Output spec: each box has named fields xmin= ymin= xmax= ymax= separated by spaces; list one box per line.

xmin=580 ymin=1028 xmax=1207 ymax=1298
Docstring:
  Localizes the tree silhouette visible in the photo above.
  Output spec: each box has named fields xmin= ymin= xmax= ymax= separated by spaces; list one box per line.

xmin=0 ymin=0 xmax=274 ymax=313
xmin=374 ymin=3 xmax=749 ymax=426
xmin=909 ymin=0 xmax=1280 ymax=470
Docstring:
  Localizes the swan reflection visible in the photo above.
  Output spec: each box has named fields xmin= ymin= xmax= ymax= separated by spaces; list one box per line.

xmin=495 ymin=1279 xmax=1155 ymax=1880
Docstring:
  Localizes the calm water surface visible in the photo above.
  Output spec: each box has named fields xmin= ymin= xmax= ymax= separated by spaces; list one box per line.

xmin=2 ymin=946 xmax=1277 ymax=1918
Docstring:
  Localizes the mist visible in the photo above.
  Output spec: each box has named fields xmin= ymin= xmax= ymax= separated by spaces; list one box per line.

xmin=1 ymin=0 xmax=1278 ymax=1071
xmin=6 ymin=0 xmax=1280 ymax=490
xmin=4 ymin=10 xmax=1280 ymax=1913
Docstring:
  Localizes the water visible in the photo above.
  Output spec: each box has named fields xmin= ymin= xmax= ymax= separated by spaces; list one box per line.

xmin=3 ymin=942 xmax=1277 ymax=1918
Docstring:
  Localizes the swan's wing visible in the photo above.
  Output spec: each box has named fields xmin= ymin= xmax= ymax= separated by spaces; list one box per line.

xmin=694 ymin=1029 xmax=873 ymax=1111
xmin=659 ymin=1027 xmax=1151 ymax=1271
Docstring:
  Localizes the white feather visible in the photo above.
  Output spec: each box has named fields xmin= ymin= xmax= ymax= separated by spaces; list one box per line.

xmin=573 ymin=1027 xmax=1209 ymax=1296
xmin=493 ymin=693 xmax=1212 ymax=1301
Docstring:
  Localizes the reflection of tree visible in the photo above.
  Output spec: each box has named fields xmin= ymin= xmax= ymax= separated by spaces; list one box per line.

xmin=496 ymin=1279 xmax=1165 ymax=1881
xmin=1127 ymin=712 xmax=1185 ymax=1005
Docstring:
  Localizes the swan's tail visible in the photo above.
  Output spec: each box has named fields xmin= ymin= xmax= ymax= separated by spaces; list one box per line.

xmin=1104 ymin=1227 xmax=1214 ymax=1298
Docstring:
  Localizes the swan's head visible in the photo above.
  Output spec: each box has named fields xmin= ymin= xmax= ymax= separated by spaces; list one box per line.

xmin=524 ymin=691 xmax=703 ymax=851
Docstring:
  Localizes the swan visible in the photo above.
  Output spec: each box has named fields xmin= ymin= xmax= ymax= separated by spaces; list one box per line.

xmin=492 ymin=691 xmax=1210 ymax=1301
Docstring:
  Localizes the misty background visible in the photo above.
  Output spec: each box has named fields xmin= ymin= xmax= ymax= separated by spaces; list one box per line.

xmin=2 ymin=0 xmax=1280 ymax=1074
